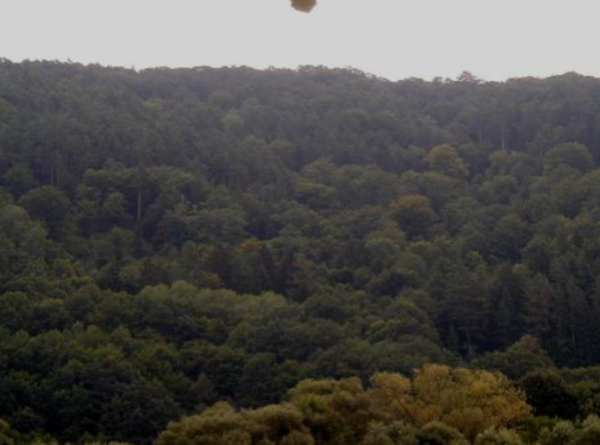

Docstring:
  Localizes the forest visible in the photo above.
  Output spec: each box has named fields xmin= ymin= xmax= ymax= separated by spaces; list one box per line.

xmin=2 ymin=60 xmax=600 ymax=443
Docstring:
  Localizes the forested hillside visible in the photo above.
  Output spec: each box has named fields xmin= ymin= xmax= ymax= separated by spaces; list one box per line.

xmin=3 ymin=60 xmax=600 ymax=443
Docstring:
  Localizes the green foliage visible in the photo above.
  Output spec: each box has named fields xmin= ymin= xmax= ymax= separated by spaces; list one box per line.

xmin=155 ymin=402 xmax=314 ymax=445
xmin=520 ymin=370 xmax=579 ymax=419
xmin=416 ymin=422 xmax=469 ymax=445
xmin=427 ymin=144 xmax=469 ymax=178
xmin=0 ymin=419 xmax=16 ymax=445
xmin=360 ymin=421 xmax=418 ymax=445
xmin=473 ymin=335 xmax=556 ymax=380
xmin=475 ymin=428 xmax=523 ymax=445
xmin=4 ymin=61 xmax=600 ymax=443
xmin=544 ymin=143 xmax=594 ymax=175
xmin=538 ymin=416 xmax=600 ymax=445
xmin=20 ymin=186 xmax=71 ymax=239
xmin=390 ymin=195 xmax=437 ymax=239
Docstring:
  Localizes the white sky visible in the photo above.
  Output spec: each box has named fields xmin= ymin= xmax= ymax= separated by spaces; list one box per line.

xmin=1 ymin=0 xmax=599 ymax=81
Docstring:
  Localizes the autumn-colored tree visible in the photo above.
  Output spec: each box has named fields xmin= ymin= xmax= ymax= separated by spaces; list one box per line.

xmin=369 ymin=364 xmax=532 ymax=440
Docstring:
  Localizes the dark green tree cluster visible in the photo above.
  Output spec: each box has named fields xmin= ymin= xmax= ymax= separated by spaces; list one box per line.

xmin=3 ymin=60 xmax=600 ymax=442
xmin=0 ymin=282 xmax=453 ymax=444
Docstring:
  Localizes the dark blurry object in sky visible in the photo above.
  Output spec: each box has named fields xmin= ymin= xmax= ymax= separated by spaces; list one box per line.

xmin=291 ymin=0 xmax=317 ymax=12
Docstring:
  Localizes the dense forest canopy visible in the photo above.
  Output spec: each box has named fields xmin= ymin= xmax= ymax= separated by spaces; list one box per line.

xmin=3 ymin=59 xmax=600 ymax=443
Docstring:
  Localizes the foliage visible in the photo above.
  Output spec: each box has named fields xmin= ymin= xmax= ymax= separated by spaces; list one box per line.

xmin=3 ymin=60 xmax=600 ymax=442
xmin=369 ymin=365 xmax=531 ymax=440
xmin=519 ymin=370 xmax=579 ymax=419
xmin=157 ymin=365 xmax=530 ymax=444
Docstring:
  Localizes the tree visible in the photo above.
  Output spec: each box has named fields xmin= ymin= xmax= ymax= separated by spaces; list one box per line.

xmin=520 ymin=370 xmax=579 ymax=420
xmin=427 ymin=144 xmax=469 ymax=178
xmin=538 ymin=416 xmax=600 ymax=445
xmin=368 ymin=364 xmax=531 ymax=440
xmin=544 ymin=143 xmax=594 ymax=175
xmin=473 ymin=335 xmax=556 ymax=380
xmin=361 ymin=421 xmax=418 ymax=445
xmin=100 ymin=379 xmax=183 ymax=444
xmin=524 ymin=275 xmax=554 ymax=339
xmin=0 ymin=204 xmax=51 ymax=291
xmin=417 ymin=422 xmax=469 ymax=445
xmin=155 ymin=402 xmax=314 ymax=445
xmin=20 ymin=186 xmax=71 ymax=239
xmin=0 ymin=419 xmax=16 ymax=445
xmin=288 ymin=376 xmax=371 ymax=444
xmin=390 ymin=195 xmax=437 ymax=239
xmin=474 ymin=427 xmax=523 ymax=445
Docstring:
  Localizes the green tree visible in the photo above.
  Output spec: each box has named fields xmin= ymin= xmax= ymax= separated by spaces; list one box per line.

xmin=390 ymin=195 xmax=437 ymax=239
xmin=474 ymin=335 xmax=556 ymax=380
xmin=427 ymin=144 xmax=469 ymax=178
xmin=520 ymin=370 xmax=579 ymax=419
xmin=544 ymin=143 xmax=594 ymax=175
xmin=20 ymin=186 xmax=71 ymax=239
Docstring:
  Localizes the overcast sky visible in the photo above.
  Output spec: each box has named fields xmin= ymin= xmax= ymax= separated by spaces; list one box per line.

xmin=1 ymin=0 xmax=599 ymax=81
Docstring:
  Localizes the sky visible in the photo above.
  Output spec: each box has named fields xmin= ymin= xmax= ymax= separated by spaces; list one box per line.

xmin=1 ymin=0 xmax=599 ymax=81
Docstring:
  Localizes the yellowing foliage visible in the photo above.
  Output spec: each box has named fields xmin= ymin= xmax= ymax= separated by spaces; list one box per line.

xmin=369 ymin=364 xmax=532 ymax=440
xmin=156 ymin=365 xmax=532 ymax=444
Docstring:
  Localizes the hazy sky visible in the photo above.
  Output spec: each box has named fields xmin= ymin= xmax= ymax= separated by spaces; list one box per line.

xmin=1 ymin=0 xmax=599 ymax=81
